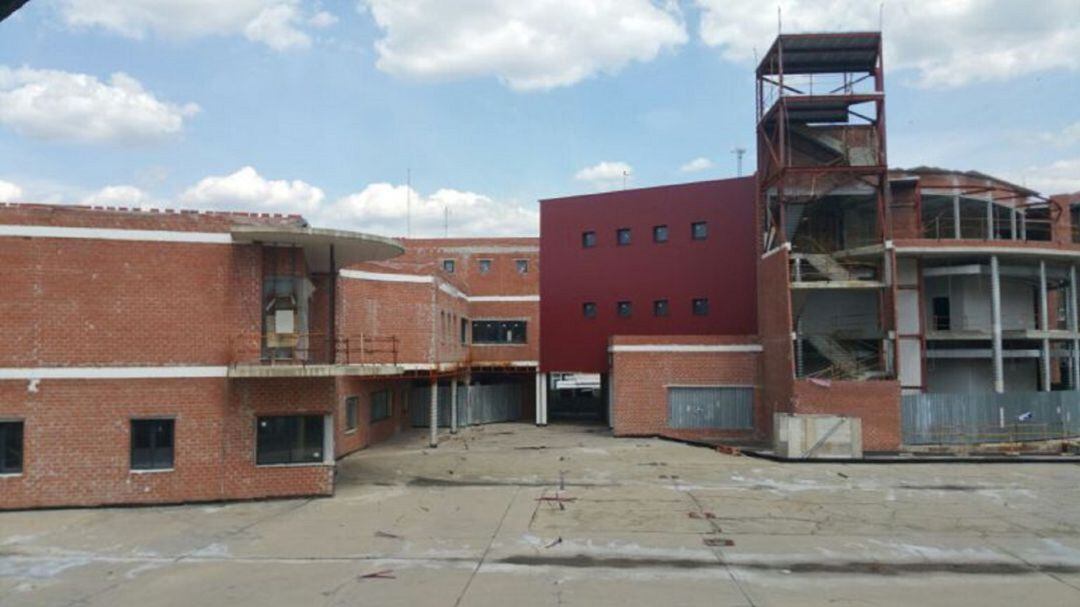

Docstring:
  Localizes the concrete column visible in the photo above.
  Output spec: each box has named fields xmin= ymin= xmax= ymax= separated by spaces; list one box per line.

xmin=1020 ymin=213 xmax=1027 ymax=241
xmin=952 ymin=195 xmax=961 ymax=239
xmin=1040 ymin=261 xmax=1051 ymax=392
xmin=535 ymin=372 xmax=543 ymax=425
xmin=991 ymin=255 xmax=1004 ymax=393
xmin=1010 ymin=210 xmax=1018 ymax=241
xmin=985 ymin=199 xmax=994 ymax=240
xmin=450 ymin=377 xmax=458 ymax=434
xmin=1071 ymin=265 xmax=1080 ymax=389
xmin=428 ymin=377 xmax=438 ymax=448
xmin=535 ymin=372 xmax=548 ymax=426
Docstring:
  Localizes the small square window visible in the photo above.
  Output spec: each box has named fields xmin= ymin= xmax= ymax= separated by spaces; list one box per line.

xmin=616 ymin=228 xmax=631 ymax=246
xmin=653 ymin=299 xmax=669 ymax=317
xmin=442 ymin=259 xmax=456 ymax=273
xmin=653 ymin=225 xmax=668 ymax=243
xmin=131 ymin=419 xmax=174 ymax=471
xmin=345 ymin=396 xmax=359 ymax=431
xmin=582 ymin=231 xmax=597 ymax=248
xmin=617 ymin=301 xmax=632 ymax=317
xmin=691 ymin=222 xmax=708 ymax=240
xmin=478 ymin=259 xmax=492 ymax=274
xmin=516 ymin=259 xmax=529 ymax=274
xmin=583 ymin=302 xmax=597 ymax=318
xmin=692 ymin=298 xmax=710 ymax=316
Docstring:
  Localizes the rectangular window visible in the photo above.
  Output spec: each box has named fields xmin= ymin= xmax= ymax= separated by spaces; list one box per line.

xmin=515 ymin=259 xmax=529 ymax=274
xmin=461 ymin=317 xmax=469 ymax=343
xmin=653 ymin=299 xmax=669 ymax=317
xmin=582 ymin=302 xmax=597 ymax=318
xmin=617 ymin=301 xmax=632 ymax=317
xmin=692 ymin=298 xmax=710 ymax=316
xmin=478 ymin=259 xmax=492 ymax=274
xmin=256 ymin=415 xmax=325 ymax=466
xmin=130 ymin=419 xmax=174 ymax=471
xmin=653 ymin=225 xmax=668 ymax=243
xmin=442 ymin=259 xmax=456 ymax=273
xmin=471 ymin=320 xmax=527 ymax=344
xmin=0 ymin=421 xmax=23 ymax=475
xmin=932 ymin=297 xmax=951 ymax=331
xmin=371 ymin=390 xmax=392 ymax=422
xmin=691 ymin=221 xmax=708 ymax=240
xmin=582 ymin=231 xmax=597 ymax=248
xmin=616 ymin=228 xmax=631 ymax=246
xmin=345 ymin=396 xmax=359 ymax=431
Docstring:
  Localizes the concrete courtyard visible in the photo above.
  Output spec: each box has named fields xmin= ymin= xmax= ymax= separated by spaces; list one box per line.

xmin=2 ymin=423 xmax=1080 ymax=606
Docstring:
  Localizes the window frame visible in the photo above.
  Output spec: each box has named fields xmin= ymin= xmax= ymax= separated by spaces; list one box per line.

xmin=616 ymin=228 xmax=632 ymax=246
xmin=255 ymin=415 xmax=327 ymax=467
xmin=653 ymin=299 xmax=670 ymax=317
xmin=470 ymin=319 xmax=528 ymax=345
xmin=515 ymin=259 xmax=529 ymax=274
xmin=478 ymin=258 xmax=492 ymax=274
xmin=692 ymin=298 xmax=710 ymax=316
xmin=582 ymin=302 xmax=597 ymax=319
xmin=130 ymin=418 xmax=175 ymax=472
xmin=653 ymin=225 xmax=669 ymax=243
xmin=345 ymin=396 xmax=359 ymax=433
xmin=0 ymin=420 xmax=24 ymax=476
xmin=371 ymin=390 xmax=392 ymax=423
xmin=442 ymin=259 xmax=456 ymax=273
xmin=691 ymin=221 xmax=708 ymax=240
xmin=617 ymin=301 xmax=632 ymax=318
xmin=582 ymin=231 xmax=597 ymax=248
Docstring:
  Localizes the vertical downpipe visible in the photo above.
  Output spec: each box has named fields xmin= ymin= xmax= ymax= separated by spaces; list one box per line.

xmin=429 ymin=377 xmax=438 ymax=448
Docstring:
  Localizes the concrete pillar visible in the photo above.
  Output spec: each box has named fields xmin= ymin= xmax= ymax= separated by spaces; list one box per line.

xmin=1010 ymin=210 xmax=1018 ymax=241
xmin=952 ymin=195 xmax=961 ymax=239
xmin=1040 ymin=261 xmax=1051 ymax=391
xmin=1071 ymin=265 xmax=1080 ymax=389
xmin=450 ymin=377 xmax=458 ymax=434
xmin=535 ymin=372 xmax=548 ymax=426
xmin=986 ymin=199 xmax=994 ymax=240
xmin=991 ymin=255 xmax=1004 ymax=393
xmin=429 ymin=377 xmax=438 ymax=448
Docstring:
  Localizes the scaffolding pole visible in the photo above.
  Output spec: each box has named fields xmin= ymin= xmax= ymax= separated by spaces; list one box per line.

xmin=1040 ymin=260 xmax=1051 ymax=391
xmin=990 ymin=255 xmax=1004 ymax=394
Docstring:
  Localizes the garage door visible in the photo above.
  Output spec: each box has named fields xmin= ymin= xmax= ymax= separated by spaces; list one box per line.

xmin=667 ymin=387 xmax=753 ymax=430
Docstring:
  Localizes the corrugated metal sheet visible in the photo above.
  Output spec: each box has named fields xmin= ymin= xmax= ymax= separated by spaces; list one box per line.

xmin=411 ymin=383 xmax=523 ymax=428
xmin=667 ymin=387 xmax=754 ymax=430
xmin=902 ymin=391 xmax=1080 ymax=445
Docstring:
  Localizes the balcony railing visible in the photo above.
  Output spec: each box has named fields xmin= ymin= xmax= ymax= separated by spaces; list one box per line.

xmin=230 ymin=332 xmax=399 ymax=366
xmin=921 ymin=215 xmax=1052 ymax=242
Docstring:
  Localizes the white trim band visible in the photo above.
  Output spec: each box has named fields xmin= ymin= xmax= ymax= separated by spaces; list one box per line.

xmin=339 ymin=269 xmax=538 ymax=303
xmin=0 ymin=224 xmax=232 ymax=244
xmin=339 ymin=269 xmax=432 ymax=284
xmin=0 ymin=366 xmax=229 ymax=380
xmin=469 ymin=295 xmax=540 ymax=303
xmin=608 ymin=344 xmax=762 ymax=353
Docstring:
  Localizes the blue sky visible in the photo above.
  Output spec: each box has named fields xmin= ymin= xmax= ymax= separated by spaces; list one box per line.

xmin=1 ymin=1 xmax=1078 ymax=236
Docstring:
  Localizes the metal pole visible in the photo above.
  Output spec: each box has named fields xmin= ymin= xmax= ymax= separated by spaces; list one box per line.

xmin=450 ymin=377 xmax=458 ymax=434
xmin=429 ymin=377 xmax=438 ymax=448
xmin=535 ymin=372 xmax=543 ymax=426
xmin=991 ymin=255 xmax=1004 ymax=393
xmin=985 ymin=199 xmax=994 ymax=240
xmin=952 ymin=195 xmax=961 ymax=239
xmin=1071 ymin=265 xmax=1080 ymax=389
xmin=1040 ymin=260 xmax=1051 ymax=391
xmin=540 ymin=373 xmax=548 ymax=425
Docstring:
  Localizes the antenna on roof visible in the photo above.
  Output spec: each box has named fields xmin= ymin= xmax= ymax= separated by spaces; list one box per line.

xmin=777 ymin=5 xmax=782 ymax=35
xmin=732 ymin=147 xmax=747 ymax=177
xmin=405 ymin=168 xmax=412 ymax=238
xmin=622 ymin=170 xmax=630 ymax=190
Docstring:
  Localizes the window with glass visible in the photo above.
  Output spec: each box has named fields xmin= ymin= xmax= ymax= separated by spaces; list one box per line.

xmin=371 ymin=390 xmax=392 ymax=422
xmin=345 ymin=396 xmax=359 ymax=431
xmin=461 ymin=317 xmax=469 ymax=343
xmin=0 ymin=421 xmax=23 ymax=475
xmin=616 ymin=228 xmax=631 ymax=246
xmin=653 ymin=299 xmax=669 ymax=317
xmin=515 ymin=259 xmax=529 ymax=274
xmin=478 ymin=259 xmax=492 ymax=274
xmin=691 ymin=221 xmax=708 ymax=240
xmin=582 ymin=231 xmax=597 ymax=248
xmin=582 ymin=302 xmax=597 ymax=318
xmin=471 ymin=320 xmax=527 ymax=344
xmin=130 ymin=419 xmax=174 ymax=471
xmin=442 ymin=259 xmax=456 ymax=273
xmin=617 ymin=301 xmax=632 ymax=317
xmin=256 ymin=415 xmax=325 ymax=465
xmin=692 ymin=298 xmax=710 ymax=316
xmin=653 ymin=225 xmax=668 ymax=243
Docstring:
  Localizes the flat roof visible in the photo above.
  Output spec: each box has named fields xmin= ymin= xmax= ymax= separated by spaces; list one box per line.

xmin=758 ymin=32 xmax=881 ymax=76
xmin=231 ymin=225 xmax=404 ymax=272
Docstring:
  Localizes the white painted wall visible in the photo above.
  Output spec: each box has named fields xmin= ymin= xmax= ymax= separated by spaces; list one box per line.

xmin=923 ymin=274 xmax=1035 ymax=331
xmin=926 ymin=358 xmax=1038 ymax=393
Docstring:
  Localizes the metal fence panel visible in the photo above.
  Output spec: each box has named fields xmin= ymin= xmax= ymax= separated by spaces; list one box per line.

xmin=902 ymin=391 xmax=1080 ymax=445
xmin=411 ymin=382 xmax=523 ymax=428
xmin=667 ymin=387 xmax=754 ymax=430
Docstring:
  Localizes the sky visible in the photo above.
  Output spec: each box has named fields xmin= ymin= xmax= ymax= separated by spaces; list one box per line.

xmin=0 ymin=0 xmax=1078 ymax=237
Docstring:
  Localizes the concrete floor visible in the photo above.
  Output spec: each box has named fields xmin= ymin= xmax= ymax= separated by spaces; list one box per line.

xmin=3 ymin=423 xmax=1080 ymax=607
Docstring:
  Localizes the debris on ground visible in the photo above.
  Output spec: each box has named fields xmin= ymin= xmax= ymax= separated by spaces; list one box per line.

xmin=545 ymin=536 xmax=563 ymax=549
xmin=358 ymin=570 xmax=395 ymax=580
xmin=688 ymin=511 xmax=716 ymax=519
xmin=703 ymin=538 xmax=735 ymax=547
xmin=375 ymin=530 xmax=403 ymax=540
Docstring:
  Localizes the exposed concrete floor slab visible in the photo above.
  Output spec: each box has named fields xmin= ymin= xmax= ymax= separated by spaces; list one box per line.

xmin=3 ymin=423 xmax=1080 ymax=606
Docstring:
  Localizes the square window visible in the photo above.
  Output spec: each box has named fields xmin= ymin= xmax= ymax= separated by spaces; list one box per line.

xmin=692 ymin=298 xmax=710 ymax=316
xmin=131 ymin=419 xmax=174 ymax=471
xmin=653 ymin=225 xmax=668 ymax=243
xmin=616 ymin=228 xmax=631 ymax=246
xmin=653 ymin=299 xmax=669 ymax=317
xmin=371 ymin=390 xmax=392 ymax=422
xmin=582 ymin=231 xmax=597 ymax=248
xmin=442 ymin=259 xmax=455 ymax=273
xmin=0 ymin=421 xmax=24 ymax=475
xmin=617 ymin=301 xmax=632 ymax=317
xmin=691 ymin=221 xmax=708 ymax=240
xmin=516 ymin=259 xmax=529 ymax=274
xmin=345 ymin=396 xmax=359 ymax=431
xmin=478 ymin=259 xmax=492 ymax=274
xmin=256 ymin=415 xmax=325 ymax=466
xmin=582 ymin=302 xmax=597 ymax=318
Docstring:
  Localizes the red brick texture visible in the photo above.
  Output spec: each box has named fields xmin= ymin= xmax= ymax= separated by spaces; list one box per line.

xmin=791 ymin=379 xmax=902 ymax=452
xmin=610 ymin=335 xmax=761 ymax=441
xmin=333 ymin=377 xmax=412 ymax=458
xmin=757 ymin=248 xmax=795 ymax=428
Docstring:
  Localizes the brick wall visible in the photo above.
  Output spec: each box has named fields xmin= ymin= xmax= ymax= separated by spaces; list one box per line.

xmin=757 ymin=248 xmax=795 ymax=430
xmin=791 ymin=379 xmax=902 ymax=451
xmin=333 ymin=377 xmax=412 ymax=457
xmin=610 ymin=335 xmax=760 ymax=441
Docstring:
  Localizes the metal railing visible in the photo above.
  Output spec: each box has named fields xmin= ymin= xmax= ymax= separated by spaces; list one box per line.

xmin=230 ymin=332 xmax=399 ymax=366
xmin=922 ymin=214 xmax=1052 ymax=242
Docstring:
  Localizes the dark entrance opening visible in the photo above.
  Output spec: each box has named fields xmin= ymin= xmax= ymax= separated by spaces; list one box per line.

xmin=547 ymin=373 xmax=605 ymax=423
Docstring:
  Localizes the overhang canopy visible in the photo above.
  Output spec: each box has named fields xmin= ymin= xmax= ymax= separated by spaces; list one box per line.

xmin=230 ymin=225 xmax=404 ymax=272
xmin=758 ymin=32 xmax=881 ymax=76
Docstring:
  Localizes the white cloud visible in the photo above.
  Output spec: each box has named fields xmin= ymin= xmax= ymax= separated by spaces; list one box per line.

xmin=309 ymin=11 xmax=338 ymax=29
xmin=0 ymin=66 xmax=199 ymax=144
xmin=0 ymin=179 xmax=23 ymax=201
xmin=326 ymin=183 xmax=538 ymax=237
xmin=695 ymin=0 xmax=1080 ymax=88
xmin=679 ymin=157 xmax=714 ymax=173
xmin=363 ymin=0 xmax=687 ymax=91
xmin=81 ymin=185 xmax=156 ymax=207
xmin=575 ymin=161 xmax=633 ymax=190
xmin=1011 ymin=158 xmax=1080 ymax=195
xmin=58 ymin=0 xmax=317 ymax=51
xmin=178 ymin=166 xmax=324 ymax=213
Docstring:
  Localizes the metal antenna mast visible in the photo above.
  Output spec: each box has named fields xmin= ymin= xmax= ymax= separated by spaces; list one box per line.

xmin=732 ymin=147 xmax=747 ymax=177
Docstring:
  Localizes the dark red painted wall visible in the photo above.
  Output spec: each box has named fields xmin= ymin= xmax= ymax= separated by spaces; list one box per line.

xmin=540 ymin=177 xmax=758 ymax=373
